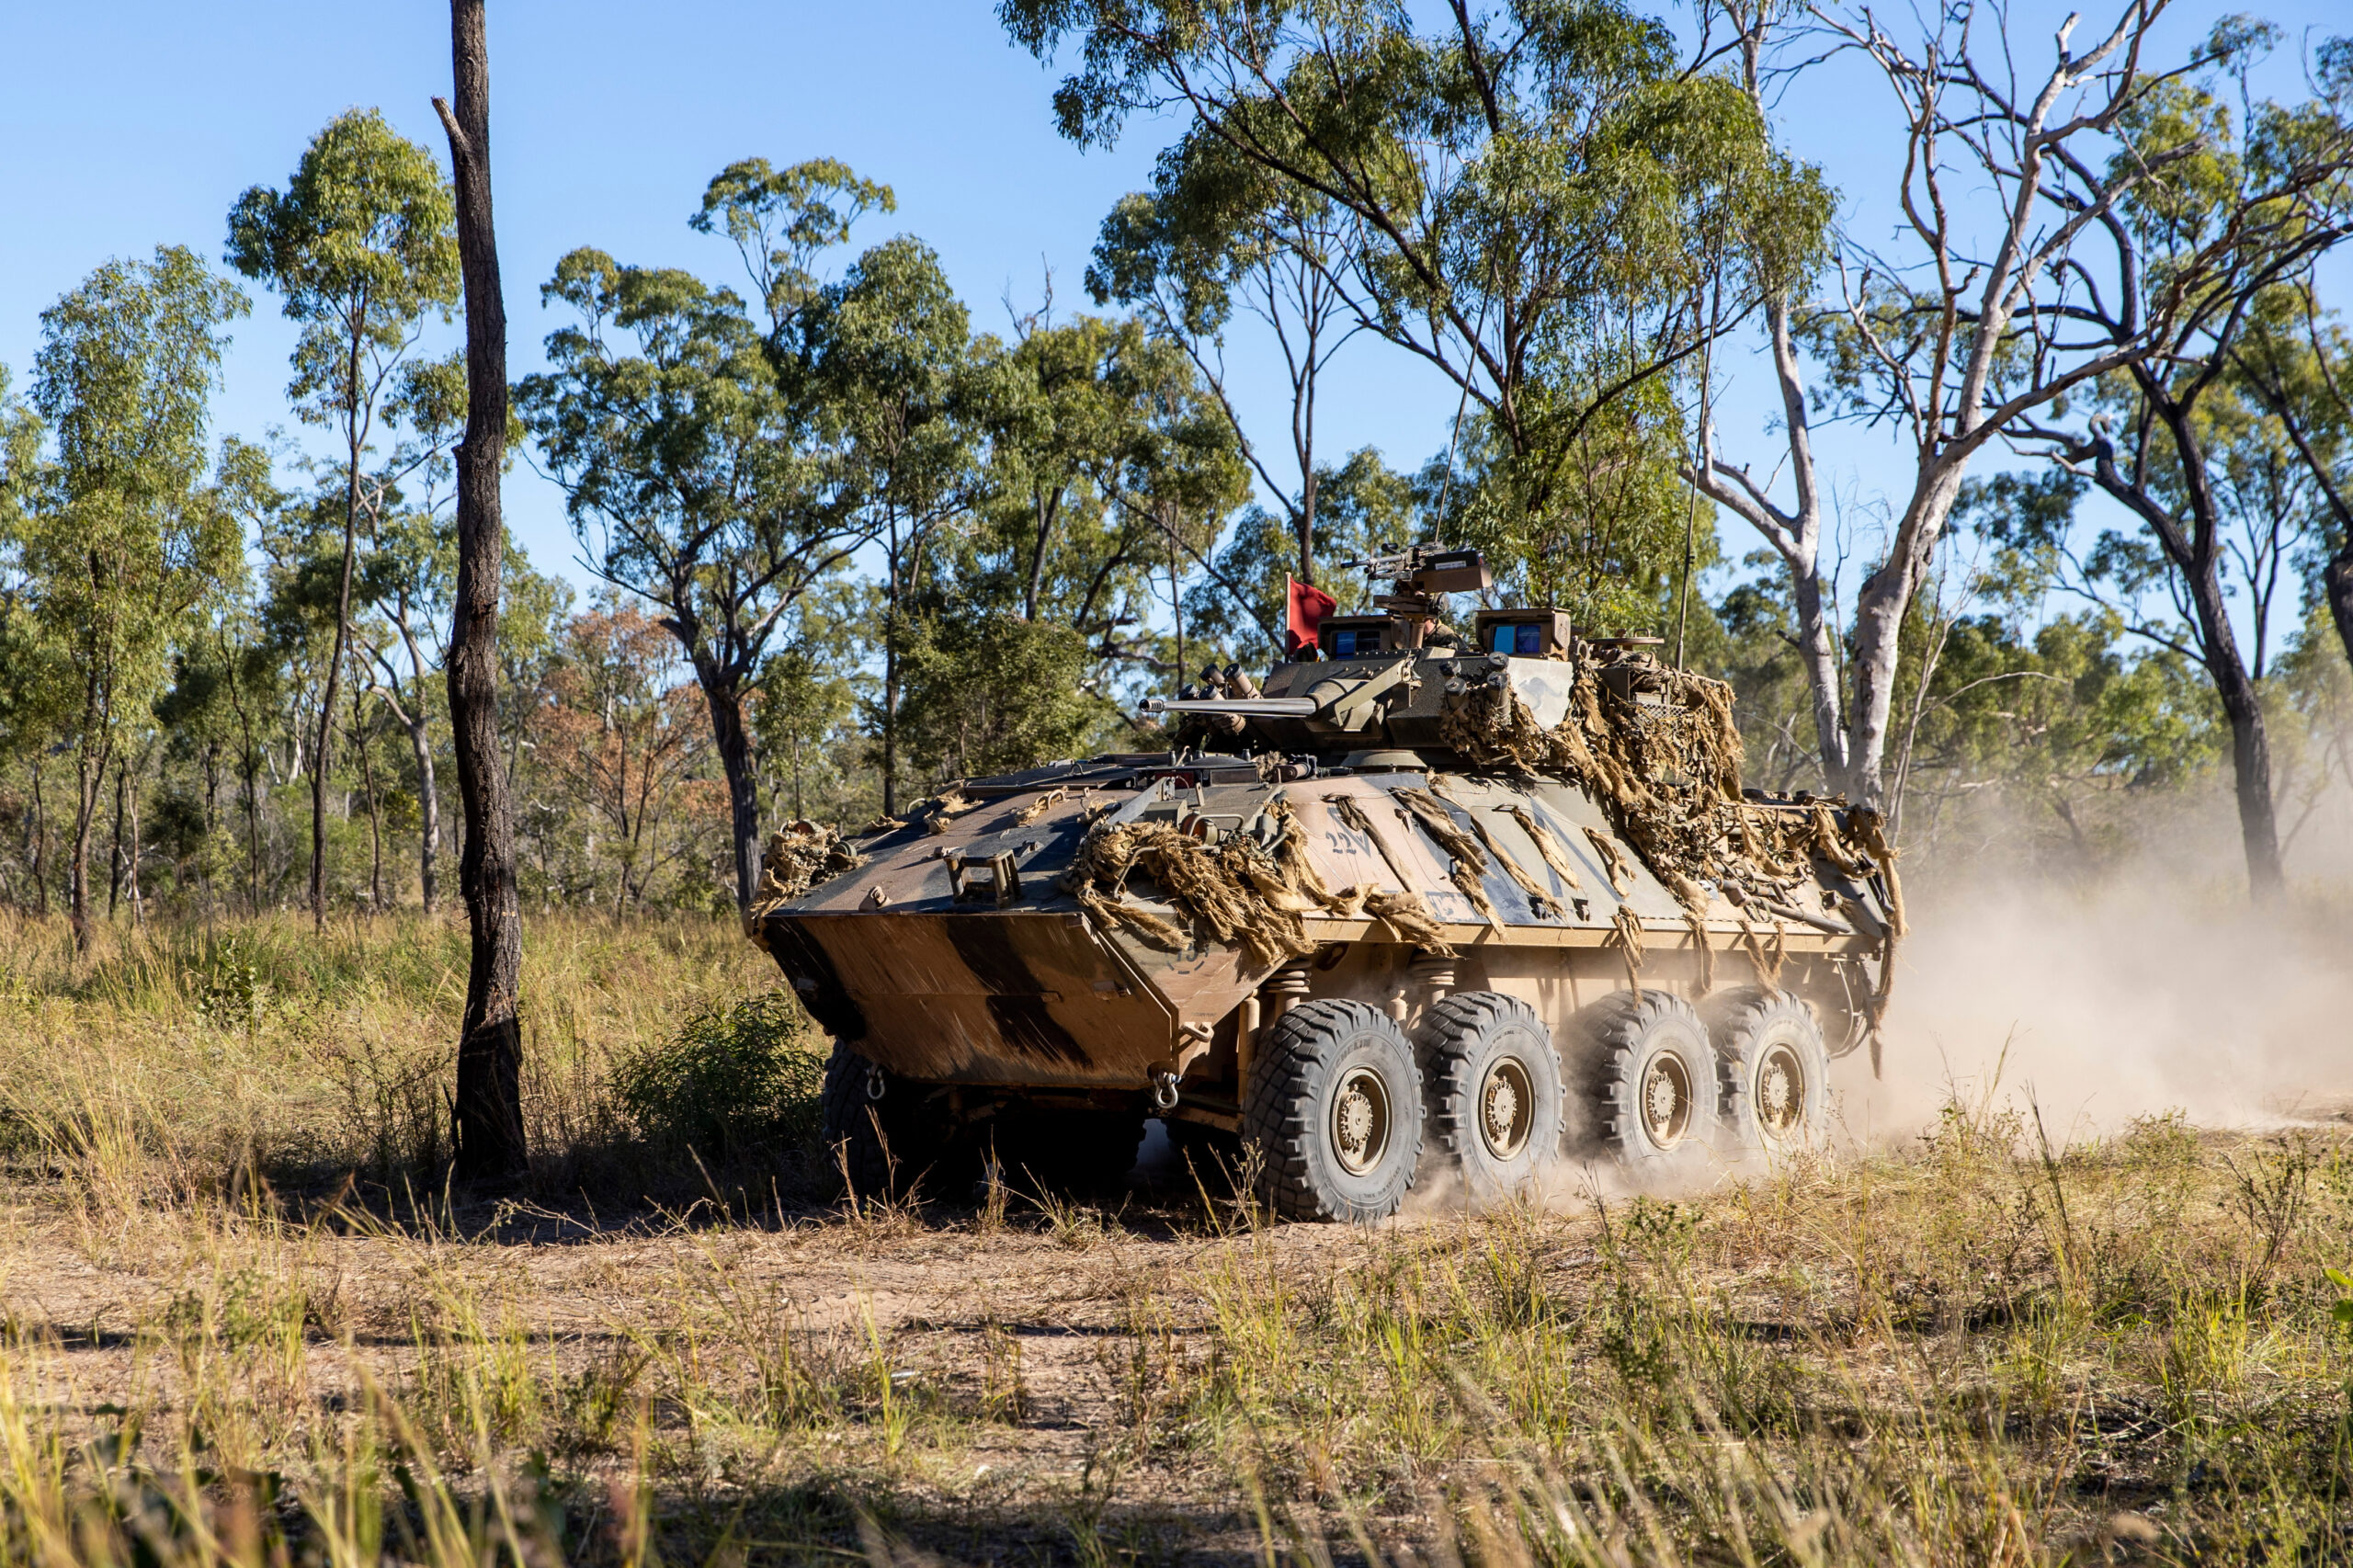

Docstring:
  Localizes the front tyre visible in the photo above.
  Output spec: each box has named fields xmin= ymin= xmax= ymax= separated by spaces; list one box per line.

xmin=820 ymin=1042 xmax=930 ymax=1199
xmin=1245 ymin=999 xmax=1425 ymax=1223
xmin=1571 ymin=989 xmax=1721 ymax=1172
xmin=1705 ymin=987 xmax=1831 ymax=1158
xmin=1418 ymin=992 xmax=1564 ymax=1207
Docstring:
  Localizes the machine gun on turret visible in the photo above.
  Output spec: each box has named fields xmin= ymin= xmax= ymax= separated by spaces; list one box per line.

xmin=1343 ymin=544 xmax=1491 ymax=652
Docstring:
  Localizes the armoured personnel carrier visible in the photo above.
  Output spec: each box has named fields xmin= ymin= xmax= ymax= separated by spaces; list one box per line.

xmin=747 ymin=548 xmax=1903 ymax=1221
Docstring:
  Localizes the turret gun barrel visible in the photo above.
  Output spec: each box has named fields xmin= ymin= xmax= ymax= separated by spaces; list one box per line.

xmin=1142 ymin=697 xmax=1320 ymax=717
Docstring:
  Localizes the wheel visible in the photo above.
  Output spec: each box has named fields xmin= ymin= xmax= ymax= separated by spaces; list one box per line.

xmin=1569 ymin=989 xmax=1722 ymax=1170
xmin=1417 ymin=992 xmax=1564 ymax=1206
xmin=991 ymin=1106 xmax=1146 ymax=1195
xmin=819 ymin=1043 xmax=947 ymax=1199
xmin=1705 ymin=986 xmax=1830 ymax=1157
xmin=1245 ymin=999 xmax=1425 ymax=1222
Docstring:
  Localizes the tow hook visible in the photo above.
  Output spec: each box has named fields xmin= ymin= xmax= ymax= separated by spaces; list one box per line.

xmin=864 ymin=1063 xmax=888 ymax=1102
xmin=1151 ymin=1072 xmax=1182 ymax=1113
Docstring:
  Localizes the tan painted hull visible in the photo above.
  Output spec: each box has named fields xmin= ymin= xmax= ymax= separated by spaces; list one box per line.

xmin=758 ymin=762 xmax=1891 ymax=1094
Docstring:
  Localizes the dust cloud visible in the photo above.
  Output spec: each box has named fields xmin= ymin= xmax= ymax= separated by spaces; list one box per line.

xmin=1838 ymin=789 xmax=2353 ymax=1146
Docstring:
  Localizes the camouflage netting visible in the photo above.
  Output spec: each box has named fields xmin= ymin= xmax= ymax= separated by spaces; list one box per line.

xmin=744 ymin=821 xmax=867 ymax=946
xmin=1060 ymin=795 xmax=1454 ymax=968
xmin=1442 ymin=642 xmax=1895 ymax=910
xmin=1440 ymin=637 xmax=1904 ymax=1016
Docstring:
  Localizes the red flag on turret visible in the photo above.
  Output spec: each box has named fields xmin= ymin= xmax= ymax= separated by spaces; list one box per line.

xmin=1286 ymin=575 xmax=1336 ymax=653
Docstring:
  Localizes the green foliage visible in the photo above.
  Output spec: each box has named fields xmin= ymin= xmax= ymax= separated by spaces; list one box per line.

xmin=18 ymin=247 xmax=248 ymax=865
xmin=897 ymin=611 xmax=1110 ymax=782
xmin=1431 ymin=377 xmax=1708 ymax=632
xmin=224 ymin=108 xmax=459 ymax=424
xmin=610 ymin=990 xmax=823 ymax=1158
xmin=962 ymin=312 xmax=1245 ymax=647
xmin=1008 ymin=0 xmax=1829 ymax=589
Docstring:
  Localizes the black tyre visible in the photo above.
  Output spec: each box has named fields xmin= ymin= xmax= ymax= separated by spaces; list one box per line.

xmin=819 ymin=1043 xmax=942 ymax=1199
xmin=1570 ymin=989 xmax=1721 ymax=1170
xmin=992 ymin=1107 xmax=1147 ymax=1195
xmin=1418 ymin=992 xmax=1564 ymax=1206
xmin=1705 ymin=986 xmax=1830 ymax=1157
xmin=1245 ymin=999 xmax=1425 ymax=1222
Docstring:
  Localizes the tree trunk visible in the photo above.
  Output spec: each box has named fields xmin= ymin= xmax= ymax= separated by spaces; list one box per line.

xmin=437 ymin=0 xmax=526 ymax=1180
xmin=405 ymin=713 xmax=441 ymax=915
xmin=881 ymin=616 xmax=901 ymax=821
xmin=1842 ymin=462 xmax=1967 ymax=807
xmin=693 ymin=664 xmax=761 ymax=915
xmin=316 ymin=457 xmax=363 ymax=934
xmin=67 ymin=669 xmax=111 ymax=955
xmin=28 ymin=758 xmax=48 ymax=916
xmin=2086 ymin=417 xmax=2286 ymax=904
xmin=108 ymin=762 xmax=127 ymax=917
xmin=125 ymin=756 xmax=143 ymax=928
xmin=356 ymin=692 xmax=384 ymax=912
xmin=2214 ymin=656 xmax=2285 ymax=903
xmin=2328 ymin=547 xmax=2353 ymax=681
xmin=69 ymin=752 xmax=102 ymax=954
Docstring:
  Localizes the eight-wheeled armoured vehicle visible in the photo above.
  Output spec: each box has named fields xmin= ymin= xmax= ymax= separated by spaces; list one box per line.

xmin=747 ymin=548 xmax=1902 ymax=1221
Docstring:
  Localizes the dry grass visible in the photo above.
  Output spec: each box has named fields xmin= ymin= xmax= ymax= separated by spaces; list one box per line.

xmin=0 ymin=910 xmax=2347 ymax=1565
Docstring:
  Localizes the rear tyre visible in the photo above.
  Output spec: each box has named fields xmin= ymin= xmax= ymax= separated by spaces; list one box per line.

xmin=1570 ymin=990 xmax=1721 ymax=1171
xmin=1417 ymin=992 xmax=1564 ymax=1207
xmin=820 ymin=1042 xmax=938 ymax=1200
xmin=1704 ymin=987 xmax=1830 ymax=1158
xmin=1245 ymin=999 xmax=1424 ymax=1223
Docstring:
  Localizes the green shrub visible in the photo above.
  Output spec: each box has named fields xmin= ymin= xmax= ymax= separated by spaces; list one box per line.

xmin=610 ymin=991 xmax=824 ymax=1160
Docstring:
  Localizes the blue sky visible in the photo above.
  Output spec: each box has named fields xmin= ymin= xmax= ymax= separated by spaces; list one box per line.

xmin=2 ymin=0 xmax=2345 ymax=625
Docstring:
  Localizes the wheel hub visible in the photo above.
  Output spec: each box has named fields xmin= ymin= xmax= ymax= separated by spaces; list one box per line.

xmin=1476 ymin=1057 xmax=1535 ymax=1160
xmin=1330 ymin=1066 xmax=1392 ymax=1176
xmin=1756 ymin=1044 xmax=1805 ymax=1138
xmin=1639 ymin=1052 xmax=1693 ymax=1150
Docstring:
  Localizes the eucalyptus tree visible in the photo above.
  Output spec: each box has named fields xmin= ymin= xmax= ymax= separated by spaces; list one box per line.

xmin=1089 ymin=157 xmax=1358 ymax=589
xmin=434 ymin=0 xmax=528 ymax=1176
xmin=23 ymin=246 xmax=247 ymax=952
xmin=1686 ymin=0 xmax=2233 ymax=814
xmin=2002 ymin=25 xmax=2353 ymax=900
xmin=968 ymin=311 xmax=1243 ymax=674
xmin=1004 ymin=0 xmax=1824 ymax=557
xmin=354 ymin=353 xmax=469 ymax=913
xmin=522 ymin=161 xmax=886 ymax=912
xmin=0 ymin=367 xmax=69 ymax=912
xmin=227 ymin=108 xmax=460 ymax=931
xmin=811 ymin=235 xmax=979 ymax=817
xmin=1179 ymin=448 xmax=1411 ymax=657
xmin=2230 ymin=280 xmax=2353 ymax=676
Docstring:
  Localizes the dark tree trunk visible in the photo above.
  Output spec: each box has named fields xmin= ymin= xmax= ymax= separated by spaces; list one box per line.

xmin=108 ymin=762 xmax=127 ymax=916
xmin=691 ymin=661 xmax=760 ymax=914
xmin=67 ymin=669 xmax=112 ymax=955
xmin=2086 ymin=416 xmax=2285 ymax=905
xmin=124 ymin=757 xmax=142 ymax=928
xmin=316 ymin=471 xmax=362 ymax=934
xmin=437 ymin=0 xmax=526 ymax=1180
xmin=2329 ymin=549 xmax=2353 ymax=680
xmin=28 ymin=758 xmax=49 ymax=916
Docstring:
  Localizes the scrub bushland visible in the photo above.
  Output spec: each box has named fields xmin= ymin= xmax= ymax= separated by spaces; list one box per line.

xmin=0 ymin=910 xmax=2347 ymax=1565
